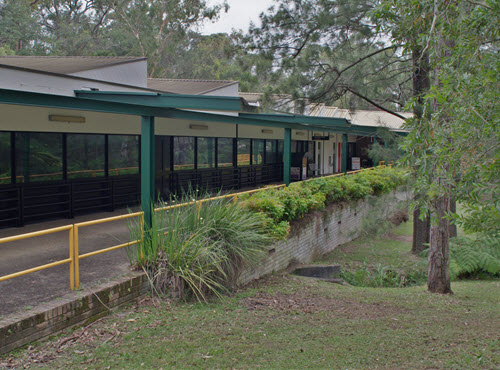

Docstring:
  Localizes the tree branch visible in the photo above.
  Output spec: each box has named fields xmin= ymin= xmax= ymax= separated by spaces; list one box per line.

xmin=345 ymin=87 xmax=407 ymax=120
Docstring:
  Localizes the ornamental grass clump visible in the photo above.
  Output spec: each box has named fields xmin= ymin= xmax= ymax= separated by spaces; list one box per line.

xmin=128 ymin=192 xmax=272 ymax=302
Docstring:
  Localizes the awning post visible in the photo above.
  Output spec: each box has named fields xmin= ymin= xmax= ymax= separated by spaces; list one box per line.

xmin=342 ymin=133 xmax=348 ymax=173
xmin=283 ymin=128 xmax=291 ymax=186
xmin=141 ymin=116 xmax=155 ymax=228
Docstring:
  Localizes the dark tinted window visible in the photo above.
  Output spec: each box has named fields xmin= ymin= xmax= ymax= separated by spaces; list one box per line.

xmin=16 ymin=132 xmax=63 ymax=182
xmin=0 ymin=132 xmax=11 ymax=184
xmin=174 ymin=136 xmax=194 ymax=170
xmin=237 ymin=139 xmax=251 ymax=166
xmin=109 ymin=135 xmax=139 ymax=175
xmin=197 ymin=137 xmax=215 ymax=169
xmin=67 ymin=134 xmax=105 ymax=178
xmin=217 ymin=138 xmax=233 ymax=167
xmin=252 ymin=139 xmax=264 ymax=165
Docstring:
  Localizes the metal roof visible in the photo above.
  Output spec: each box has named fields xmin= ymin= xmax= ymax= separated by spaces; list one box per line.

xmin=0 ymin=56 xmax=146 ymax=74
xmin=309 ymin=103 xmax=412 ymax=131
xmin=148 ymin=78 xmax=238 ymax=95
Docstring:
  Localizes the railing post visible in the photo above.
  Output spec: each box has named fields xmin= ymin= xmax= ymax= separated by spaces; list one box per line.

xmin=69 ymin=225 xmax=74 ymax=290
xmin=74 ymin=225 xmax=80 ymax=290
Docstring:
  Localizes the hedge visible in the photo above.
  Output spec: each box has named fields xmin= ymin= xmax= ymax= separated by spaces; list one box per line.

xmin=239 ymin=167 xmax=406 ymax=240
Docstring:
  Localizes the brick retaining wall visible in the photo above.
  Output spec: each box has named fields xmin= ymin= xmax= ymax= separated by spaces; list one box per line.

xmin=0 ymin=272 xmax=149 ymax=355
xmin=239 ymin=191 xmax=406 ymax=284
xmin=0 ymin=190 xmax=406 ymax=355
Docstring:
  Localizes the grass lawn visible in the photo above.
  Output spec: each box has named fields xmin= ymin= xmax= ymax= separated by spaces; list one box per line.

xmin=2 ymin=220 xmax=499 ymax=369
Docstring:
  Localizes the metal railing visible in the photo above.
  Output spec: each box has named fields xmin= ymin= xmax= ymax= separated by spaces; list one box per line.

xmin=0 ymin=183 xmax=286 ymax=290
xmin=0 ymin=165 xmax=391 ymax=291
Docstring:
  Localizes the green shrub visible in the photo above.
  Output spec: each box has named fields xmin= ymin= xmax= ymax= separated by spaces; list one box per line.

xmin=129 ymin=192 xmax=273 ymax=301
xmin=240 ymin=167 xmax=406 ymax=234
xmin=341 ymin=262 xmax=426 ymax=288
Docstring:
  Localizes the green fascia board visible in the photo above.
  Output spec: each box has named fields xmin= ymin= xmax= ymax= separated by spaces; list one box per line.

xmin=239 ymin=112 xmax=350 ymax=127
xmin=0 ymin=88 xmax=386 ymax=137
xmin=0 ymin=88 xmax=170 ymax=116
xmin=75 ymin=90 xmax=244 ymax=112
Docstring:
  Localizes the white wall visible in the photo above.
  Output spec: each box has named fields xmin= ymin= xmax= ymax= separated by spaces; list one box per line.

xmin=0 ymin=67 xmax=149 ymax=97
xmin=70 ymin=60 xmax=148 ymax=88
xmin=201 ymin=83 xmax=239 ymax=97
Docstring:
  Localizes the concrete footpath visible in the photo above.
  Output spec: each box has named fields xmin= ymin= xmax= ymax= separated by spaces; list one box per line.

xmin=0 ymin=209 xmax=140 ymax=318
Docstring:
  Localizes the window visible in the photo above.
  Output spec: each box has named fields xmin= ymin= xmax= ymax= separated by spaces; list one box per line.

xmin=252 ymin=139 xmax=264 ymax=165
xmin=15 ymin=132 xmax=63 ymax=182
xmin=155 ymin=136 xmax=172 ymax=174
xmin=237 ymin=139 xmax=251 ymax=166
xmin=173 ymin=136 xmax=194 ymax=170
xmin=197 ymin=137 xmax=215 ymax=169
xmin=67 ymin=134 xmax=105 ymax=178
xmin=217 ymin=138 xmax=233 ymax=167
xmin=277 ymin=140 xmax=284 ymax=163
xmin=265 ymin=140 xmax=278 ymax=164
xmin=0 ymin=132 xmax=11 ymax=184
xmin=108 ymin=135 xmax=139 ymax=175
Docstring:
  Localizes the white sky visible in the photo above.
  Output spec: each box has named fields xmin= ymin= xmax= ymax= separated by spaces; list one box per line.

xmin=200 ymin=0 xmax=276 ymax=35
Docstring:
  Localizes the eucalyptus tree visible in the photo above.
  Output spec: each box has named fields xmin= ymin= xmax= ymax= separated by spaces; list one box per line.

xmin=110 ymin=0 xmax=228 ymax=77
xmin=377 ymin=0 xmax=499 ymax=293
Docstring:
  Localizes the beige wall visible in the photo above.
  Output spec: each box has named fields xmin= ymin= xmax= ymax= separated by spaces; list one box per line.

xmin=0 ymin=104 xmax=288 ymax=140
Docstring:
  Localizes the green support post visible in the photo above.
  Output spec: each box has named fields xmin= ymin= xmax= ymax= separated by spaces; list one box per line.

xmin=141 ymin=116 xmax=155 ymax=228
xmin=342 ymin=133 xmax=348 ymax=174
xmin=283 ymin=128 xmax=291 ymax=185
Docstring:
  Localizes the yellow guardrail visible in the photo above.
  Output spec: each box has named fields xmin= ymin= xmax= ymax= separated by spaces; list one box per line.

xmin=0 ymin=225 xmax=75 ymax=289
xmin=0 ymin=165 xmax=390 ymax=291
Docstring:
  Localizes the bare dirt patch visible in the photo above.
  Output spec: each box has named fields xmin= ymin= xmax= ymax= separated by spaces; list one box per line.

xmin=241 ymin=290 xmax=406 ymax=319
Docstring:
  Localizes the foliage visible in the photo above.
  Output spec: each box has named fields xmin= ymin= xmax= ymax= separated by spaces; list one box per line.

xmin=341 ymin=262 xmax=426 ymax=288
xmin=240 ymin=167 xmax=406 ymax=238
xmin=366 ymin=128 xmax=403 ymax=165
xmin=129 ymin=192 xmax=272 ymax=301
xmin=421 ymin=236 xmax=500 ymax=279
xmin=248 ymin=0 xmax=412 ymax=112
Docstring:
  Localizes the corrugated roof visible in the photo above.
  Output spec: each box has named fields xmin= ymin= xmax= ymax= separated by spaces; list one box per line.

xmin=0 ymin=56 xmax=146 ymax=74
xmin=148 ymin=78 xmax=237 ymax=95
xmin=309 ymin=103 xmax=411 ymax=130
xmin=350 ymin=110 xmax=412 ymax=130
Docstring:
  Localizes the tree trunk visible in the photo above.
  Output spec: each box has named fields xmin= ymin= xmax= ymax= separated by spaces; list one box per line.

xmin=412 ymin=208 xmax=430 ymax=254
xmin=428 ymin=193 xmax=453 ymax=294
xmin=449 ymin=197 xmax=457 ymax=238
xmin=411 ymin=48 xmax=431 ymax=254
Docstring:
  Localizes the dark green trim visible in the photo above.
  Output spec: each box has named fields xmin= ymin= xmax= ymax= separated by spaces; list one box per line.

xmin=239 ymin=112 xmax=349 ymax=127
xmin=141 ymin=116 xmax=155 ymax=228
xmin=75 ymin=90 xmax=245 ymax=112
xmin=283 ymin=128 xmax=291 ymax=186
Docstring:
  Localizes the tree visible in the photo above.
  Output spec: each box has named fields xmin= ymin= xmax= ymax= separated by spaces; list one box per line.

xmin=377 ymin=0 xmax=499 ymax=293
xmin=110 ymin=0 xmax=227 ymax=77
xmin=0 ymin=0 xmax=42 ymax=54
xmin=247 ymin=0 xmax=412 ymax=114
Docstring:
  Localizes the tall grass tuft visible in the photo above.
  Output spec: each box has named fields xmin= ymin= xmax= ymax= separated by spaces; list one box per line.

xmin=128 ymin=191 xmax=272 ymax=301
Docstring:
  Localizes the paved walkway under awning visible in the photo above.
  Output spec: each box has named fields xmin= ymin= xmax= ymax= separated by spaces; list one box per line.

xmin=0 ymin=209 xmax=137 ymax=317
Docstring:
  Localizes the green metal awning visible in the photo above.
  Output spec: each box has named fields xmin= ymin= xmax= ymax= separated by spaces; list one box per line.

xmin=74 ymin=90 xmax=255 ymax=112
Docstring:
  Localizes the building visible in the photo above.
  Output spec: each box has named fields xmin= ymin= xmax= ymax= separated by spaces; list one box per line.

xmin=0 ymin=56 xmax=403 ymax=228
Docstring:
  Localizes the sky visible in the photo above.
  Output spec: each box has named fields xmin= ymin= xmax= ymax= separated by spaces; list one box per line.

xmin=200 ymin=0 xmax=276 ymax=35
